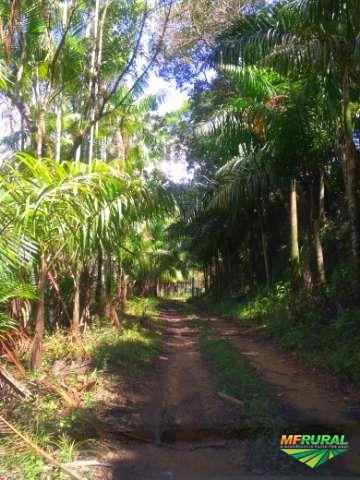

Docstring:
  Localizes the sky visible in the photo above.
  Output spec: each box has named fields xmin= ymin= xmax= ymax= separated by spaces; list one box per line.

xmin=146 ymin=73 xmax=193 ymax=183
xmin=0 ymin=72 xmax=192 ymax=181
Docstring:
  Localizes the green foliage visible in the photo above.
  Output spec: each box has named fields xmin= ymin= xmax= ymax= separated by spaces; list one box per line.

xmin=214 ymin=283 xmax=360 ymax=384
xmin=0 ymin=276 xmax=36 ymax=305
xmin=203 ymin=334 xmax=273 ymax=416
xmin=213 ymin=282 xmax=290 ymax=327
xmin=89 ymin=323 xmax=161 ymax=375
xmin=55 ymin=434 xmax=78 ymax=464
xmin=200 ymin=325 xmax=287 ymax=454
xmin=126 ymin=296 xmax=161 ymax=319
xmin=0 ymin=273 xmax=36 ymax=342
xmin=0 ymin=298 xmax=163 ymax=479
xmin=42 ymin=330 xmax=83 ymax=367
xmin=0 ymin=396 xmax=63 ymax=479
xmin=328 ymin=262 xmax=360 ymax=306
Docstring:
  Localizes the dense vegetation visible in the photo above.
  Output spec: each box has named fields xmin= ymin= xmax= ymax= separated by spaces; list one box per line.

xmin=1 ymin=0 xmax=360 ymax=476
xmin=0 ymin=0 xmax=359 ymax=386
xmin=170 ymin=0 xmax=360 ymax=382
xmin=0 ymin=0 xmax=184 ymax=371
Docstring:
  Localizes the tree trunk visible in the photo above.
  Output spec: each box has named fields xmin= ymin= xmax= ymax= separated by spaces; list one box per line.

xmin=54 ymin=1 xmax=68 ymax=163
xmin=88 ymin=0 xmax=100 ymax=165
xmin=343 ymin=68 xmax=360 ymax=267
xmin=55 ymin=103 xmax=62 ymax=162
xmin=95 ymin=248 xmax=103 ymax=314
xmin=105 ymin=254 xmax=113 ymax=318
xmin=47 ymin=270 xmax=71 ymax=325
xmin=302 ymin=183 xmax=314 ymax=291
xmin=290 ymin=178 xmax=300 ymax=288
xmin=80 ymin=266 xmax=91 ymax=330
xmin=260 ymin=220 xmax=270 ymax=286
xmin=313 ymin=171 xmax=326 ymax=285
xmin=156 ymin=277 xmax=160 ymax=298
xmin=319 ymin=169 xmax=325 ymax=223
xmin=100 ymin=137 xmax=107 ymax=162
xmin=118 ymin=266 xmax=127 ymax=312
xmin=20 ymin=114 xmax=25 ymax=151
xmin=203 ymin=264 xmax=208 ymax=293
xmin=71 ymin=271 xmax=81 ymax=336
xmin=36 ymin=107 xmax=46 ymax=158
xmin=75 ymin=144 xmax=81 ymax=163
xmin=31 ymin=255 xmax=47 ymax=370
xmin=313 ymin=218 xmax=325 ymax=285
xmin=303 ymin=232 xmax=313 ymax=291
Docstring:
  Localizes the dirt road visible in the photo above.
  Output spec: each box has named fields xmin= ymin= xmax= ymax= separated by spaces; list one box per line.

xmin=97 ymin=304 xmax=248 ymax=479
xmin=208 ymin=313 xmax=360 ymax=475
xmin=91 ymin=302 xmax=360 ymax=479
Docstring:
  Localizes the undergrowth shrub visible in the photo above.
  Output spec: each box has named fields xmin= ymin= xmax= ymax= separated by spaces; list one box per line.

xmin=126 ymin=297 xmax=160 ymax=319
xmin=43 ymin=330 xmax=83 ymax=366
xmin=88 ymin=324 xmax=161 ymax=374
xmin=212 ymin=282 xmax=360 ymax=384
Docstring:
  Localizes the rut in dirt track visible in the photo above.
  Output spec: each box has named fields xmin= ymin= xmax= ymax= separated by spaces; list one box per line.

xmin=157 ymin=305 xmax=244 ymax=436
xmin=95 ymin=301 xmax=360 ymax=479
xmin=207 ymin=312 xmax=360 ymax=476
xmin=99 ymin=303 xmax=250 ymax=480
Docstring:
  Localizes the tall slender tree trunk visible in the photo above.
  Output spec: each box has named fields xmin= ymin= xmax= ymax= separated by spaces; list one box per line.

xmin=80 ymin=266 xmax=91 ymax=330
xmin=36 ymin=107 xmax=46 ymax=158
xmin=155 ymin=277 xmax=160 ymax=298
xmin=54 ymin=1 xmax=68 ymax=163
xmin=47 ymin=271 xmax=71 ymax=325
xmin=303 ymin=232 xmax=313 ymax=291
xmin=75 ymin=145 xmax=81 ymax=163
xmin=71 ymin=271 xmax=81 ymax=336
xmin=313 ymin=218 xmax=325 ymax=285
xmin=31 ymin=255 xmax=47 ymax=370
xmin=103 ymin=256 xmax=120 ymax=327
xmin=260 ymin=220 xmax=270 ymax=286
xmin=118 ymin=266 xmax=127 ymax=312
xmin=105 ymin=253 xmax=113 ymax=318
xmin=302 ymin=184 xmax=314 ymax=291
xmin=100 ymin=137 xmax=107 ymax=162
xmin=290 ymin=178 xmax=300 ymax=288
xmin=313 ymin=171 xmax=326 ymax=285
xmin=88 ymin=0 xmax=100 ymax=165
xmin=95 ymin=248 xmax=103 ymax=314
xmin=343 ymin=68 xmax=360 ymax=267
xmin=319 ymin=169 xmax=325 ymax=223
xmin=203 ymin=264 xmax=208 ymax=293
xmin=20 ymin=115 xmax=25 ymax=151
xmin=55 ymin=104 xmax=62 ymax=162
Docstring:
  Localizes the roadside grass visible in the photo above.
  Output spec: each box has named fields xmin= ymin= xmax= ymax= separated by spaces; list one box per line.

xmin=0 ymin=395 xmax=81 ymax=480
xmin=166 ymin=294 xmax=192 ymax=301
xmin=209 ymin=282 xmax=360 ymax=385
xmin=125 ymin=296 xmax=161 ymax=320
xmin=200 ymin=326 xmax=284 ymax=435
xmin=199 ymin=325 xmax=298 ymax=474
xmin=0 ymin=298 xmax=162 ymax=479
xmin=89 ymin=322 xmax=161 ymax=374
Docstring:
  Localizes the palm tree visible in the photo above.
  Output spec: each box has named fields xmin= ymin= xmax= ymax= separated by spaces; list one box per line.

xmin=216 ymin=0 xmax=360 ymax=271
xmin=0 ymin=0 xmax=171 ymax=162
xmin=0 ymin=154 xmax=169 ymax=367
